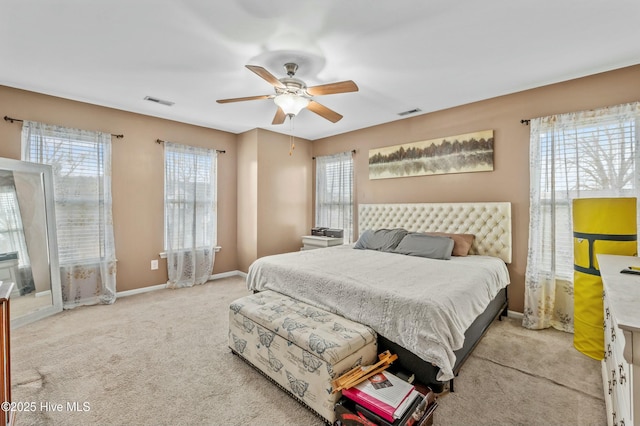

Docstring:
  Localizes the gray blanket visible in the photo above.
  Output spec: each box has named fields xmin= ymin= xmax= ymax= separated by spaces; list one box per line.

xmin=246 ymin=244 xmax=510 ymax=381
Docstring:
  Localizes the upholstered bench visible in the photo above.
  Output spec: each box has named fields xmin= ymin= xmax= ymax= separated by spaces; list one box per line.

xmin=228 ymin=290 xmax=378 ymax=423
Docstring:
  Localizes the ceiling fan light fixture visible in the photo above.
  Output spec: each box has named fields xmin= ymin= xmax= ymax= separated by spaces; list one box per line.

xmin=274 ymin=93 xmax=309 ymax=116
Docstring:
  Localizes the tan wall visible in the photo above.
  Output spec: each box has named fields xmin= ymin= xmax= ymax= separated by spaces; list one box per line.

xmin=237 ymin=128 xmax=313 ymax=270
xmin=0 ymin=86 xmax=238 ymax=292
xmin=256 ymin=129 xmax=313 ymax=258
xmin=312 ymin=64 xmax=640 ymax=313
xmin=236 ymin=129 xmax=258 ymax=272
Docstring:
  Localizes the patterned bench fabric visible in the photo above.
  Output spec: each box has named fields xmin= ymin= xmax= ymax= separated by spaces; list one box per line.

xmin=229 ymin=290 xmax=378 ymax=423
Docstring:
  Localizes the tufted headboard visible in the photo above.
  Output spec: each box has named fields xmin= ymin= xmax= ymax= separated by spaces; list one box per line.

xmin=358 ymin=202 xmax=512 ymax=263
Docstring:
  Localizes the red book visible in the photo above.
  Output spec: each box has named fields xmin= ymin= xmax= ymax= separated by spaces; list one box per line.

xmin=342 ymin=372 xmax=415 ymax=422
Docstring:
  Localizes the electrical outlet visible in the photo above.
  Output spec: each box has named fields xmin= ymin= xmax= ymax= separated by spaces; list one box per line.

xmin=151 ymin=259 xmax=158 ymax=270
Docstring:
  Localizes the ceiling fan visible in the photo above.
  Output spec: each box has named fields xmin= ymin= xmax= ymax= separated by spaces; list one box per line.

xmin=216 ymin=63 xmax=358 ymax=125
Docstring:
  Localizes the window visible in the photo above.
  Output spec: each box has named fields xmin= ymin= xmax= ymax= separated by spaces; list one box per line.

xmin=524 ymin=102 xmax=640 ymax=331
xmin=315 ymin=151 xmax=354 ymax=243
xmin=22 ymin=122 xmax=114 ymax=266
xmin=537 ymin=112 xmax=638 ymax=280
xmin=0 ymin=185 xmax=30 ymax=267
xmin=164 ymin=142 xmax=217 ymax=251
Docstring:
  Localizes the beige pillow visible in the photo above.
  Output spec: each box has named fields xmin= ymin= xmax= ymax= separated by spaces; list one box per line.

xmin=425 ymin=232 xmax=475 ymax=256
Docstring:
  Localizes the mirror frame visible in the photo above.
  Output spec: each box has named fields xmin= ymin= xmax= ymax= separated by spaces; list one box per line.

xmin=0 ymin=157 xmax=63 ymax=328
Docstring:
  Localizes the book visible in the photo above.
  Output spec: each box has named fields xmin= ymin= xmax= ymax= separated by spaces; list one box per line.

xmin=342 ymin=372 xmax=416 ymax=422
xmin=354 ymin=389 xmax=422 ymax=426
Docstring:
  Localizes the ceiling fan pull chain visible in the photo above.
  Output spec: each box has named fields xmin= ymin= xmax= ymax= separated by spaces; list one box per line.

xmin=289 ymin=116 xmax=295 ymax=156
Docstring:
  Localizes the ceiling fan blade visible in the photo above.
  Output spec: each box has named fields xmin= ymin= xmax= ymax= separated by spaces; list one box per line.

xmin=272 ymin=107 xmax=286 ymax=125
xmin=307 ymin=100 xmax=343 ymax=123
xmin=306 ymin=80 xmax=359 ymax=96
xmin=246 ymin=65 xmax=286 ymax=89
xmin=216 ymin=94 xmax=272 ymax=104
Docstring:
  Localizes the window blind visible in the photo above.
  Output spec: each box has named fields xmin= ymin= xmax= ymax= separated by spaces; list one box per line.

xmin=22 ymin=123 xmax=111 ymax=265
xmin=315 ymin=152 xmax=354 ymax=243
xmin=0 ymin=188 xmax=30 ymax=266
xmin=538 ymin=115 xmax=638 ymax=280
xmin=164 ymin=144 xmax=216 ymax=250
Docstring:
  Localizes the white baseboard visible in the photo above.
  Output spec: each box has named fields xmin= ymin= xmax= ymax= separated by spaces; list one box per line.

xmin=116 ymin=270 xmax=246 ymax=299
xmin=35 ymin=289 xmax=52 ymax=298
xmin=209 ymin=270 xmax=246 ymax=280
xmin=507 ymin=310 xmax=523 ymax=320
xmin=116 ymin=283 xmax=167 ymax=298
xmin=233 ymin=271 xmax=248 ymax=279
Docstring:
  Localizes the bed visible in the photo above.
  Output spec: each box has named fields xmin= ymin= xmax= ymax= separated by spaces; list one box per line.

xmin=247 ymin=202 xmax=512 ymax=392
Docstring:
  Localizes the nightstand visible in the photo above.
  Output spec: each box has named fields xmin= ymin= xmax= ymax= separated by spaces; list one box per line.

xmin=301 ymin=235 xmax=343 ymax=250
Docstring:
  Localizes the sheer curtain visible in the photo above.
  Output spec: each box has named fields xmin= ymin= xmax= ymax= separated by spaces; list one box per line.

xmin=22 ymin=120 xmax=117 ymax=308
xmin=315 ymin=151 xmax=354 ymax=243
xmin=523 ymin=102 xmax=640 ymax=331
xmin=164 ymin=142 xmax=217 ymax=288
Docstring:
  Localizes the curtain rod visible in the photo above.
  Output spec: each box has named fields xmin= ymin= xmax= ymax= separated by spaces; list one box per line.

xmin=521 ymin=119 xmax=530 ymax=125
xmin=155 ymin=139 xmax=226 ymax=154
xmin=312 ymin=149 xmax=356 ymax=160
xmin=4 ymin=115 xmax=124 ymax=138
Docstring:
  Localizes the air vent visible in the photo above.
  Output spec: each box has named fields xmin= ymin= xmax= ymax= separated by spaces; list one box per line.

xmin=144 ymin=96 xmax=174 ymax=107
xmin=398 ymin=108 xmax=422 ymax=117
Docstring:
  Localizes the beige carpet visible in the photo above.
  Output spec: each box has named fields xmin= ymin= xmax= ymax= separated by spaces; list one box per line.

xmin=9 ymin=276 xmax=606 ymax=425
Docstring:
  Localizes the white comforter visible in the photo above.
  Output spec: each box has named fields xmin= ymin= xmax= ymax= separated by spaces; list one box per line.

xmin=246 ymin=244 xmax=510 ymax=381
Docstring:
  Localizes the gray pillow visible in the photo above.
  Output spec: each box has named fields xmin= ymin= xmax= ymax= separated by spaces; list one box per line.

xmin=392 ymin=233 xmax=454 ymax=260
xmin=354 ymin=228 xmax=408 ymax=251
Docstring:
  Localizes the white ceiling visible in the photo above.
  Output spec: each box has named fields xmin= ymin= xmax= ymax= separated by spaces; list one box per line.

xmin=1 ymin=0 xmax=639 ymax=141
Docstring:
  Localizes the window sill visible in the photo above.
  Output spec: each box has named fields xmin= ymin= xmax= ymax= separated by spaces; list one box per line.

xmin=159 ymin=246 xmax=221 ymax=259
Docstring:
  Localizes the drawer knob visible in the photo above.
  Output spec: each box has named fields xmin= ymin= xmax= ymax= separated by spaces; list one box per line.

xmin=619 ymin=364 xmax=626 ymax=385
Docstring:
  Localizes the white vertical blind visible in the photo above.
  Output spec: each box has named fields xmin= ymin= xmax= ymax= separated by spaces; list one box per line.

xmin=315 ymin=151 xmax=354 ymax=243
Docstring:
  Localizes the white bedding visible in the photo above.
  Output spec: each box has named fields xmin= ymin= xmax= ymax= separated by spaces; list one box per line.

xmin=246 ymin=244 xmax=510 ymax=381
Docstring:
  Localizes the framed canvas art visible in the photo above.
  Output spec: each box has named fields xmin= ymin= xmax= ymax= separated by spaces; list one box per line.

xmin=369 ymin=130 xmax=494 ymax=179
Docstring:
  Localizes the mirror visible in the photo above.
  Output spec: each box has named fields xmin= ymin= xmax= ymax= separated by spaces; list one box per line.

xmin=0 ymin=157 xmax=62 ymax=328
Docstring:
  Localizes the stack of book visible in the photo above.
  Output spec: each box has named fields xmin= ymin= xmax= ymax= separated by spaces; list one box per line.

xmin=337 ymin=372 xmax=437 ymax=426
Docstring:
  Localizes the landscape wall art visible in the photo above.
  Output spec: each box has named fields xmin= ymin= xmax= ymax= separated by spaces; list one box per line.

xmin=368 ymin=130 xmax=494 ymax=179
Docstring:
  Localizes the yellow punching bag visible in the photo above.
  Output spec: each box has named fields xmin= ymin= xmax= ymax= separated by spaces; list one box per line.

xmin=573 ymin=197 xmax=637 ymax=360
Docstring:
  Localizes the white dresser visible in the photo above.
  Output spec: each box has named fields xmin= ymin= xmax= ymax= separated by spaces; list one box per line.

xmin=599 ymin=254 xmax=640 ymax=426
